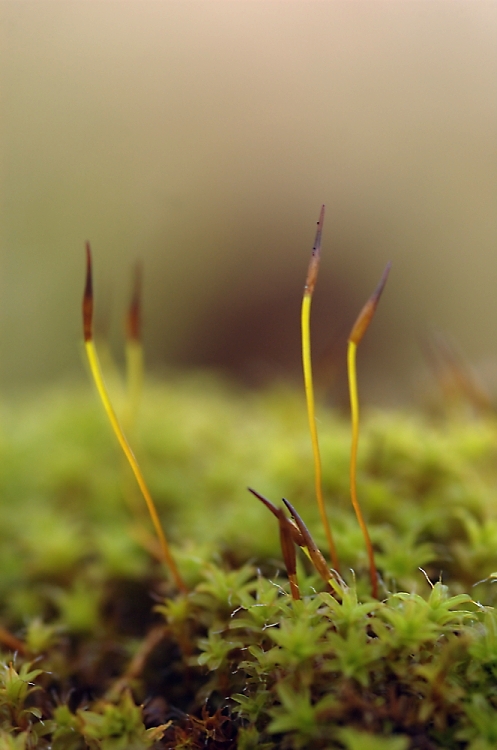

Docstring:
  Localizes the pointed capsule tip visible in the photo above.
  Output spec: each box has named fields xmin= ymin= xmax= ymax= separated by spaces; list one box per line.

xmin=348 ymin=261 xmax=392 ymax=346
xmin=370 ymin=259 xmax=392 ymax=308
xmin=248 ymin=487 xmax=279 ymax=518
xmin=312 ymin=204 xmax=326 ymax=253
xmin=282 ymin=498 xmax=315 ymax=552
xmin=126 ymin=260 xmax=143 ymax=342
xmin=249 ymin=489 xmax=304 ymax=546
xmin=304 ymin=206 xmax=326 ymax=295
xmin=83 ymin=242 xmax=94 ymax=342
xmin=377 ymin=261 xmax=392 ymax=294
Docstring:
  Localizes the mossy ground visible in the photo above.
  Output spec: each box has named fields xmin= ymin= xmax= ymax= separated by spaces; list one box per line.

xmin=1 ymin=375 xmax=497 ymax=748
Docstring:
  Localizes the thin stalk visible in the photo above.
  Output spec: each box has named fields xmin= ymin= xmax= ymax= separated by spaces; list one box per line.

xmin=347 ymin=261 xmax=391 ymax=598
xmin=301 ymin=206 xmax=339 ymax=571
xmin=83 ymin=244 xmax=186 ymax=592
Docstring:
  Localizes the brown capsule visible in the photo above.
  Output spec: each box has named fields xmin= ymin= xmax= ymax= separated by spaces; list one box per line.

xmin=303 ymin=204 xmax=325 ymax=296
xmin=126 ymin=261 xmax=143 ymax=343
xmin=248 ymin=488 xmax=301 ymax=599
xmin=277 ymin=511 xmax=300 ymax=600
xmin=282 ymin=498 xmax=333 ymax=587
xmin=248 ymin=487 xmax=304 ymax=546
xmin=349 ymin=261 xmax=391 ymax=346
xmin=83 ymin=242 xmax=94 ymax=343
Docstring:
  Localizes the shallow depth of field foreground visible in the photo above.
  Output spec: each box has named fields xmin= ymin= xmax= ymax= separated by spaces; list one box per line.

xmin=2 ymin=369 xmax=497 ymax=748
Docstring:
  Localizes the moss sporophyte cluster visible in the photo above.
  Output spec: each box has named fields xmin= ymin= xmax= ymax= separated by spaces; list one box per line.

xmin=2 ymin=211 xmax=497 ymax=749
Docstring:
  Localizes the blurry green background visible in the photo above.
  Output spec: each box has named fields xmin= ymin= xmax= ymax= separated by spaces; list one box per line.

xmin=1 ymin=1 xmax=496 ymax=403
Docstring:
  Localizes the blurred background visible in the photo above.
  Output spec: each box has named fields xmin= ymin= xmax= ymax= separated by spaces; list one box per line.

xmin=1 ymin=1 xmax=496 ymax=404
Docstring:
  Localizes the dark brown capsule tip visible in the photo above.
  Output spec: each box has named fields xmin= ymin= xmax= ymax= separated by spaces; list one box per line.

xmin=349 ymin=261 xmax=392 ymax=345
xmin=282 ymin=498 xmax=315 ymax=549
xmin=304 ymin=205 xmax=325 ymax=295
xmin=372 ymin=260 xmax=392 ymax=305
xmin=248 ymin=488 xmax=305 ymax=546
xmin=126 ymin=261 xmax=142 ymax=342
xmin=313 ymin=204 xmax=325 ymax=255
xmin=83 ymin=242 xmax=94 ymax=342
xmin=248 ymin=487 xmax=280 ymax=518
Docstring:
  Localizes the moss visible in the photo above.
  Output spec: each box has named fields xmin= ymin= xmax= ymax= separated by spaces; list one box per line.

xmin=1 ymin=376 xmax=497 ymax=747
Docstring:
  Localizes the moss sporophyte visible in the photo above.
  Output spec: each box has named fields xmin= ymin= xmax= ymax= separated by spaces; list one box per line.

xmin=2 ymin=211 xmax=497 ymax=748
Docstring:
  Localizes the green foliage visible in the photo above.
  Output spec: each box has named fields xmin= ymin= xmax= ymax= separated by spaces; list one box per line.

xmin=73 ymin=690 xmax=167 ymax=750
xmin=0 ymin=662 xmax=43 ymax=728
xmin=338 ymin=728 xmax=409 ymax=750
xmin=267 ymin=683 xmax=336 ymax=745
xmin=2 ymin=378 xmax=497 ymax=747
xmin=24 ymin=619 xmax=60 ymax=656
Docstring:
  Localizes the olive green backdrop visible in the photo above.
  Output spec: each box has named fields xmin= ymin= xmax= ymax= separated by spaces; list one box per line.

xmin=1 ymin=1 xmax=496 ymax=403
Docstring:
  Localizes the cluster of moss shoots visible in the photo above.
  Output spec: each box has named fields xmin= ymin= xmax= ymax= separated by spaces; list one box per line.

xmin=2 ymin=209 xmax=497 ymax=748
